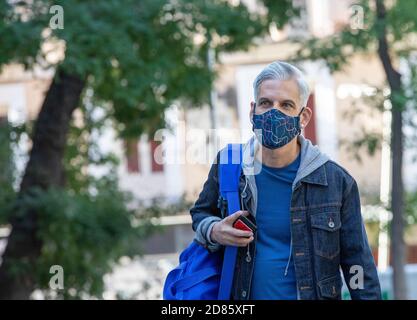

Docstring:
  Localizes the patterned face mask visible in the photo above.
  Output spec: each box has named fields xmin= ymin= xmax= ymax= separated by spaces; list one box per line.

xmin=252 ymin=104 xmax=304 ymax=149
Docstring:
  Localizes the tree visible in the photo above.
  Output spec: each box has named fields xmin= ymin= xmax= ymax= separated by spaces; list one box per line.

xmin=0 ymin=118 xmax=16 ymax=226
xmin=293 ymin=0 xmax=417 ymax=299
xmin=0 ymin=0 xmax=273 ymax=299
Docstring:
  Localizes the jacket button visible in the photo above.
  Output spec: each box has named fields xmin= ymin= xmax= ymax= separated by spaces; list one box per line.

xmin=241 ymin=192 xmax=247 ymax=198
xmin=328 ymin=221 xmax=335 ymax=228
xmin=241 ymin=290 xmax=247 ymax=298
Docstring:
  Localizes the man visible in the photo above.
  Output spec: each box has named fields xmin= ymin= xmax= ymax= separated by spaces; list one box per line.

xmin=190 ymin=61 xmax=381 ymax=300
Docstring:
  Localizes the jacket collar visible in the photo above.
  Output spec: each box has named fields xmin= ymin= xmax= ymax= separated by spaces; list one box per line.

xmin=296 ymin=164 xmax=328 ymax=187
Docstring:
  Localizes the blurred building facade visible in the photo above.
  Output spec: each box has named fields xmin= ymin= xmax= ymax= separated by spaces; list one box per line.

xmin=0 ymin=0 xmax=391 ymax=206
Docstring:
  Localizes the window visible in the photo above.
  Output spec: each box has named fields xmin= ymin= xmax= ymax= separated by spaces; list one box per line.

xmin=125 ymin=139 xmax=140 ymax=173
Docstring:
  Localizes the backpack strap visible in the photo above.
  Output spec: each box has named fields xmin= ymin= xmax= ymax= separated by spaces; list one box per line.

xmin=217 ymin=143 xmax=243 ymax=300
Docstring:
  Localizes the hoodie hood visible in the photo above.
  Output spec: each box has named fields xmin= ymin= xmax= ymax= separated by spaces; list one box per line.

xmin=293 ymin=135 xmax=330 ymax=189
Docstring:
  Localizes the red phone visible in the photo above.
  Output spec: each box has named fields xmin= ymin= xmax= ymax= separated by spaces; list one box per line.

xmin=233 ymin=215 xmax=257 ymax=233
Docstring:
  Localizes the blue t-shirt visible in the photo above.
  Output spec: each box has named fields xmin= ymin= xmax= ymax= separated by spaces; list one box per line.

xmin=250 ymin=153 xmax=301 ymax=300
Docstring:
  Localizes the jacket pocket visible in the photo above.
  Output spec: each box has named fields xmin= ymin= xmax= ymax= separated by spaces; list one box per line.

xmin=310 ymin=211 xmax=341 ymax=260
xmin=317 ymin=274 xmax=342 ymax=300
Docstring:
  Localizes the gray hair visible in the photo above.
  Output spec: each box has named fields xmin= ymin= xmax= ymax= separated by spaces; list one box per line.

xmin=253 ymin=61 xmax=310 ymax=108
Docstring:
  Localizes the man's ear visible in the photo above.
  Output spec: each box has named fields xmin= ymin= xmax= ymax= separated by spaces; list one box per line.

xmin=249 ymin=101 xmax=255 ymax=125
xmin=300 ymin=106 xmax=312 ymax=129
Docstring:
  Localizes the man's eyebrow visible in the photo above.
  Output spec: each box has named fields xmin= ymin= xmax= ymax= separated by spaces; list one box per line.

xmin=282 ymin=99 xmax=296 ymax=106
xmin=258 ymin=97 xmax=297 ymax=108
xmin=258 ymin=97 xmax=273 ymax=103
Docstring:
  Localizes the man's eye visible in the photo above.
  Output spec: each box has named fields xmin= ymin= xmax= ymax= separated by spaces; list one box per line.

xmin=282 ymin=103 xmax=292 ymax=109
xmin=260 ymin=101 xmax=270 ymax=106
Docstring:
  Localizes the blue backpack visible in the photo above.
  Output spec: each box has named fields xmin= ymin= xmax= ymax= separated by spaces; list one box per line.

xmin=163 ymin=144 xmax=243 ymax=300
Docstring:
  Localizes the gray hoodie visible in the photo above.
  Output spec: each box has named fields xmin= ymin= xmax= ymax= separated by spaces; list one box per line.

xmin=195 ymin=134 xmax=330 ymax=252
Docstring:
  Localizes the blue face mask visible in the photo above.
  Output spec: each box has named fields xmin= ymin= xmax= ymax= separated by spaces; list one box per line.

xmin=252 ymin=104 xmax=304 ymax=149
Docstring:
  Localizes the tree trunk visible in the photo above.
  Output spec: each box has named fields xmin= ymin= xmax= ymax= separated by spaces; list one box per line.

xmin=0 ymin=69 xmax=85 ymax=299
xmin=375 ymin=0 xmax=407 ymax=300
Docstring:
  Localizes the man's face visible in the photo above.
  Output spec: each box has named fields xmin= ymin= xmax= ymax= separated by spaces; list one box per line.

xmin=250 ymin=78 xmax=311 ymax=129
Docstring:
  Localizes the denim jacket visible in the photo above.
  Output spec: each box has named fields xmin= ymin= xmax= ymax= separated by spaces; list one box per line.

xmin=190 ymin=135 xmax=381 ymax=300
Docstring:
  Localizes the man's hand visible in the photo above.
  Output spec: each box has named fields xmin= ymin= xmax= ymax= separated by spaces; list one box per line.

xmin=210 ymin=211 xmax=254 ymax=247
